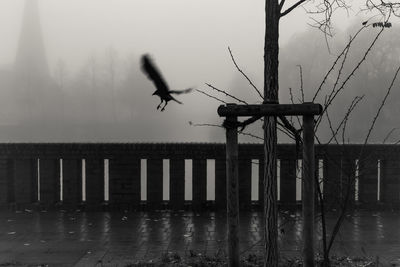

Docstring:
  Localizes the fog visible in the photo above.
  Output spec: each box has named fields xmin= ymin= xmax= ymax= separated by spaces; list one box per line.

xmin=0 ymin=0 xmax=398 ymax=143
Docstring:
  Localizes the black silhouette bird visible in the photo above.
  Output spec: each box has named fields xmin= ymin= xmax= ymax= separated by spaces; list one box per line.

xmin=141 ymin=54 xmax=192 ymax=111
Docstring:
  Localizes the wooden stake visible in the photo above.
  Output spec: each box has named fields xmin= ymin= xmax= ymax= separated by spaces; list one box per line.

xmin=225 ymin=114 xmax=240 ymax=267
xmin=218 ymin=102 xmax=322 ymax=267
xmin=303 ymin=114 xmax=315 ymax=267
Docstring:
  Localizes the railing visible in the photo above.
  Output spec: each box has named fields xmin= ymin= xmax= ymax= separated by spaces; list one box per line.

xmin=0 ymin=143 xmax=399 ymax=210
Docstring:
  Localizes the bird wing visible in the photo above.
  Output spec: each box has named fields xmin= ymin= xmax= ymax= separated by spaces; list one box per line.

xmin=141 ymin=54 xmax=169 ymax=93
xmin=169 ymin=88 xmax=193 ymax=95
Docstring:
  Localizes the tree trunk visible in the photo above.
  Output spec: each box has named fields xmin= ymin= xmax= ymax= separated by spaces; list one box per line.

xmin=263 ymin=0 xmax=280 ymax=266
xmin=226 ymin=115 xmax=240 ymax=267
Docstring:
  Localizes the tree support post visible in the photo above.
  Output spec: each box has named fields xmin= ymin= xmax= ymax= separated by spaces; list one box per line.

xmin=218 ymin=102 xmax=322 ymax=267
xmin=225 ymin=114 xmax=240 ymax=267
xmin=303 ymin=113 xmax=315 ymax=267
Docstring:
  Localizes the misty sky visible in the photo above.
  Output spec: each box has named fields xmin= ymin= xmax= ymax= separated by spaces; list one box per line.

xmin=0 ymin=0 xmax=353 ymax=71
xmin=0 ymin=0 xmax=398 ymax=143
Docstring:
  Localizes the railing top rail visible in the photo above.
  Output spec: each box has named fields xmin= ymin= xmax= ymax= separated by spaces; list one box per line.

xmin=0 ymin=143 xmax=398 ymax=159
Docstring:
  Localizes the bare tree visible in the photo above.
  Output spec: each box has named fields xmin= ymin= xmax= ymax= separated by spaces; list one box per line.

xmin=262 ymin=2 xmax=399 ymax=266
xmin=195 ymin=1 xmax=400 ymax=265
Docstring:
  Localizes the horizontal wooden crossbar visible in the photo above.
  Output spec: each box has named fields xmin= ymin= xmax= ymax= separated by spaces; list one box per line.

xmin=217 ymin=103 xmax=323 ymax=117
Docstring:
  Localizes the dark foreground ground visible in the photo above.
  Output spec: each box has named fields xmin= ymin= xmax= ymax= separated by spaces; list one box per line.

xmin=0 ymin=209 xmax=399 ymax=266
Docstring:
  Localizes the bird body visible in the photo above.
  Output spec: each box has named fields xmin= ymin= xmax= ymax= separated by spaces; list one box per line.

xmin=141 ymin=54 xmax=192 ymax=111
xmin=152 ymin=90 xmax=182 ymax=104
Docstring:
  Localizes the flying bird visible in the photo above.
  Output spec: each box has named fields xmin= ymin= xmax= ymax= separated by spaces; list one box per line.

xmin=141 ymin=54 xmax=192 ymax=111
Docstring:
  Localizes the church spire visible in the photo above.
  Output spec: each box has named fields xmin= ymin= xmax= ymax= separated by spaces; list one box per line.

xmin=14 ymin=0 xmax=49 ymax=81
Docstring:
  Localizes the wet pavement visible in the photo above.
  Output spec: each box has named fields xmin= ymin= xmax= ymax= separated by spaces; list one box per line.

xmin=0 ymin=209 xmax=399 ymax=266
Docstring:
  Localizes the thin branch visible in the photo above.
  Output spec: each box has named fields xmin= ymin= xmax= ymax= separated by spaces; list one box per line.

xmin=304 ymin=0 xmax=351 ymax=40
xmin=383 ymin=128 xmax=398 ymax=143
xmin=278 ymin=115 xmax=302 ymax=161
xmin=189 ymin=122 xmax=264 ymax=141
xmin=316 ymin=26 xmax=386 ymax=128
xmin=205 ymin=83 xmax=248 ymax=105
xmin=195 ymin=89 xmax=227 ymax=104
xmin=238 ymin=115 xmax=263 ymax=131
xmin=190 ymin=118 xmax=298 ymax=143
xmin=312 ymin=26 xmax=366 ymax=103
xmin=363 ymin=65 xmax=400 ymax=145
xmin=316 ymin=168 xmax=328 ymax=263
xmin=239 ymin=131 xmax=264 ymax=141
xmin=188 ymin=122 xmax=222 ymax=128
xmin=280 ymin=0 xmax=306 ymax=17
xmin=279 ymin=0 xmax=286 ymax=11
xmin=307 ymin=17 xmax=333 ymax=38
xmin=297 ymin=65 xmax=304 ymax=102
xmin=277 ymin=122 xmax=297 ymax=141
xmin=329 ymin=41 xmax=351 ymax=97
xmin=341 ymin=105 xmax=351 ymax=145
xmin=278 ymin=115 xmax=302 ymax=143
xmin=325 ymin=108 xmax=340 ymax=144
xmin=325 ymin=95 xmax=365 ymax=145
xmin=327 ymin=26 xmax=385 ymax=107
xmin=277 ymin=120 xmax=295 ymax=139
xmin=228 ymin=47 xmax=263 ymax=99
xmin=289 ymin=87 xmax=302 ymax=128
xmin=365 ymin=0 xmax=400 ymax=18
xmin=201 ymin=82 xmax=264 ymax=131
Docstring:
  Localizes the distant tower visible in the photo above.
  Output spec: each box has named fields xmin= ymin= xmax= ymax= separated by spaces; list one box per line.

xmin=12 ymin=0 xmax=55 ymax=124
xmin=14 ymin=0 xmax=49 ymax=82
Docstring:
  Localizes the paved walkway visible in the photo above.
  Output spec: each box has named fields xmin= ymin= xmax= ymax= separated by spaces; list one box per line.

xmin=0 ymin=209 xmax=399 ymax=266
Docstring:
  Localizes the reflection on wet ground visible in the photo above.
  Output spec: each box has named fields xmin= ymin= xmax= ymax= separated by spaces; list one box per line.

xmin=0 ymin=210 xmax=399 ymax=266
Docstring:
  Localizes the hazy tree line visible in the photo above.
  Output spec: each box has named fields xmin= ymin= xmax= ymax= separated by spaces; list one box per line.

xmin=0 ymin=49 xmax=200 ymax=142
xmin=281 ymin=23 xmax=400 ymax=144
xmin=0 ymin=21 xmax=399 ymax=143
xmin=224 ymin=21 xmax=400 ymax=144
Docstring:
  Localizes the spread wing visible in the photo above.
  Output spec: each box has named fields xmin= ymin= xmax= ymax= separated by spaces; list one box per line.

xmin=169 ymin=88 xmax=193 ymax=95
xmin=141 ymin=54 xmax=169 ymax=93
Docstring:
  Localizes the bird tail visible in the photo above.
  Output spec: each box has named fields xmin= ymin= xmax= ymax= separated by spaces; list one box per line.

xmin=170 ymin=88 xmax=193 ymax=95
